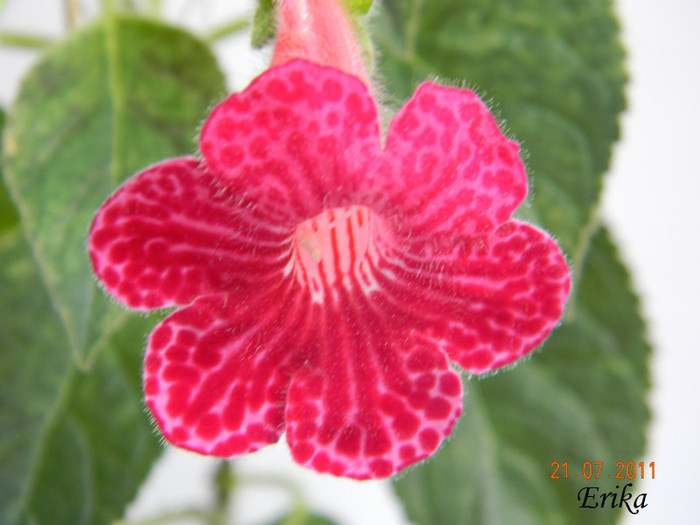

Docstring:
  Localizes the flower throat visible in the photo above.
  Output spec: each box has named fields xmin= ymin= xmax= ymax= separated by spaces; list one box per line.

xmin=292 ymin=205 xmax=384 ymax=298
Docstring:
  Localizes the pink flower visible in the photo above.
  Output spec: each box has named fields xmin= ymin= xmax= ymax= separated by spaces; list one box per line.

xmin=88 ymin=57 xmax=570 ymax=479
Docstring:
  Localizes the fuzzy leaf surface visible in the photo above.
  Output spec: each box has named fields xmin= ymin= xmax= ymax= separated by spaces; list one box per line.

xmin=0 ymin=227 xmax=165 ymax=525
xmin=2 ymin=15 xmax=225 ymax=365
xmin=0 ymin=108 xmax=19 ymax=232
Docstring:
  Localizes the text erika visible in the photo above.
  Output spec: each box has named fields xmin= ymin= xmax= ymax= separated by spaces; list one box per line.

xmin=578 ymin=483 xmax=648 ymax=514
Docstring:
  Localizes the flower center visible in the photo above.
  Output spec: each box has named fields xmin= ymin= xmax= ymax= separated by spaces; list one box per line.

xmin=292 ymin=205 xmax=385 ymax=300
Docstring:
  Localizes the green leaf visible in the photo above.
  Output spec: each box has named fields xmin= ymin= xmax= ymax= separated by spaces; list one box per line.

xmin=269 ymin=512 xmax=338 ymax=525
xmin=373 ymin=0 xmax=626 ymax=264
xmin=0 ymin=108 xmax=20 ymax=232
xmin=0 ymin=228 xmax=72 ymax=523
xmin=393 ymin=226 xmax=651 ymax=525
xmin=0 ymin=227 xmax=164 ymax=525
xmin=1 ymin=15 xmax=226 ymax=365
xmin=252 ymin=0 xmax=277 ymax=48
xmin=343 ymin=0 xmax=373 ymax=16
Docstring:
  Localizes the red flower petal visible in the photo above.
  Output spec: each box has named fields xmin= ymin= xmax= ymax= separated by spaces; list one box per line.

xmin=200 ymin=60 xmax=381 ymax=226
xmin=143 ymin=203 xmax=465 ymax=476
xmin=88 ymin=157 xmax=291 ymax=310
xmin=87 ymin=51 xmax=572 ymax=480
xmin=144 ymin=288 xmax=311 ymax=457
xmin=380 ymin=82 xmax=528 ymax=242
xmin=285 ymin=286 xmax=462 ymax=480
xmin=375 ymin=220 xmax=570 ymax=374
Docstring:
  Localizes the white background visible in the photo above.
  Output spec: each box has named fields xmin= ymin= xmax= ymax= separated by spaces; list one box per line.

xmin=1 ymin=1 xmax=698 ymax=523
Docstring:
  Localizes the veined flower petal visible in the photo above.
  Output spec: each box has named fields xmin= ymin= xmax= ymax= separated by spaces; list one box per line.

xmin=285 ymin=285 xmax=463 ymax=480
xmin=87 ymin=52 xmax=571 ymax=479
xmin=144 ymin=287 xmax=311 ymax=457
xmin=88 ymin=158 xmax=292 ymax=310
xmin=144 ymin=249 xmax=464 ymax=479
xmin=373 ymin=220 xmax=570 ymax=374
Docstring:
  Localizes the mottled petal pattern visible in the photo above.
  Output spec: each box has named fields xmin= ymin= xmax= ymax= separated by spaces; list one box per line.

xmin=200 ymin=60 xmax=381 ymax=225
xmin=285 ymin=287 xmax=462 ymax=479
xmin=144 ymin=287 xmax=310 ymax=456
xmin=89 ymin=158 xmax=291 ymax=310
xmin=88 ymin=58 xmax=571 ymax=480
xmin=373 ymin=221 xmax=571 ymax=374
xmin=379 ymin=82 xmax=528 ymax=242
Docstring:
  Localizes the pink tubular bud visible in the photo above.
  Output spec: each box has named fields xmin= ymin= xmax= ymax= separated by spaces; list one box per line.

xmin=271 ymin=0 xmax=370 ymax=85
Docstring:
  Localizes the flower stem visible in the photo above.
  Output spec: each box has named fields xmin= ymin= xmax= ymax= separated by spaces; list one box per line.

xmin=112 ymin=464 xmax=233 ymax=525
xmin=101 ymin=0 xmax=140 ymax=16
xmin=212 ymin=462 xmax=235 ymax=525
xmin=146 ymin=0 xmax=162 ymax=17
xmin=102 ymin=0 xmax=114 ymax=15
xmin=65 ymin=0 xmax=80 ymax=29
xmin=113 ymin=462 xmax=308 ymax=525
xmin=0 ymin=31 xmax=52 ymax=49
xmin=212 ymin=461 xmax=310 ymax=524
xmin=204 ymin=18 xmax=251 ymax=44
xmin=113 ymin=509 xmax=218 ymax=525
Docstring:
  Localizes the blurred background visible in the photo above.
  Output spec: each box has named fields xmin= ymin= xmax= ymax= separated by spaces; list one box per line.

xmin=1 ymin=0 xmax=698 ymax=523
